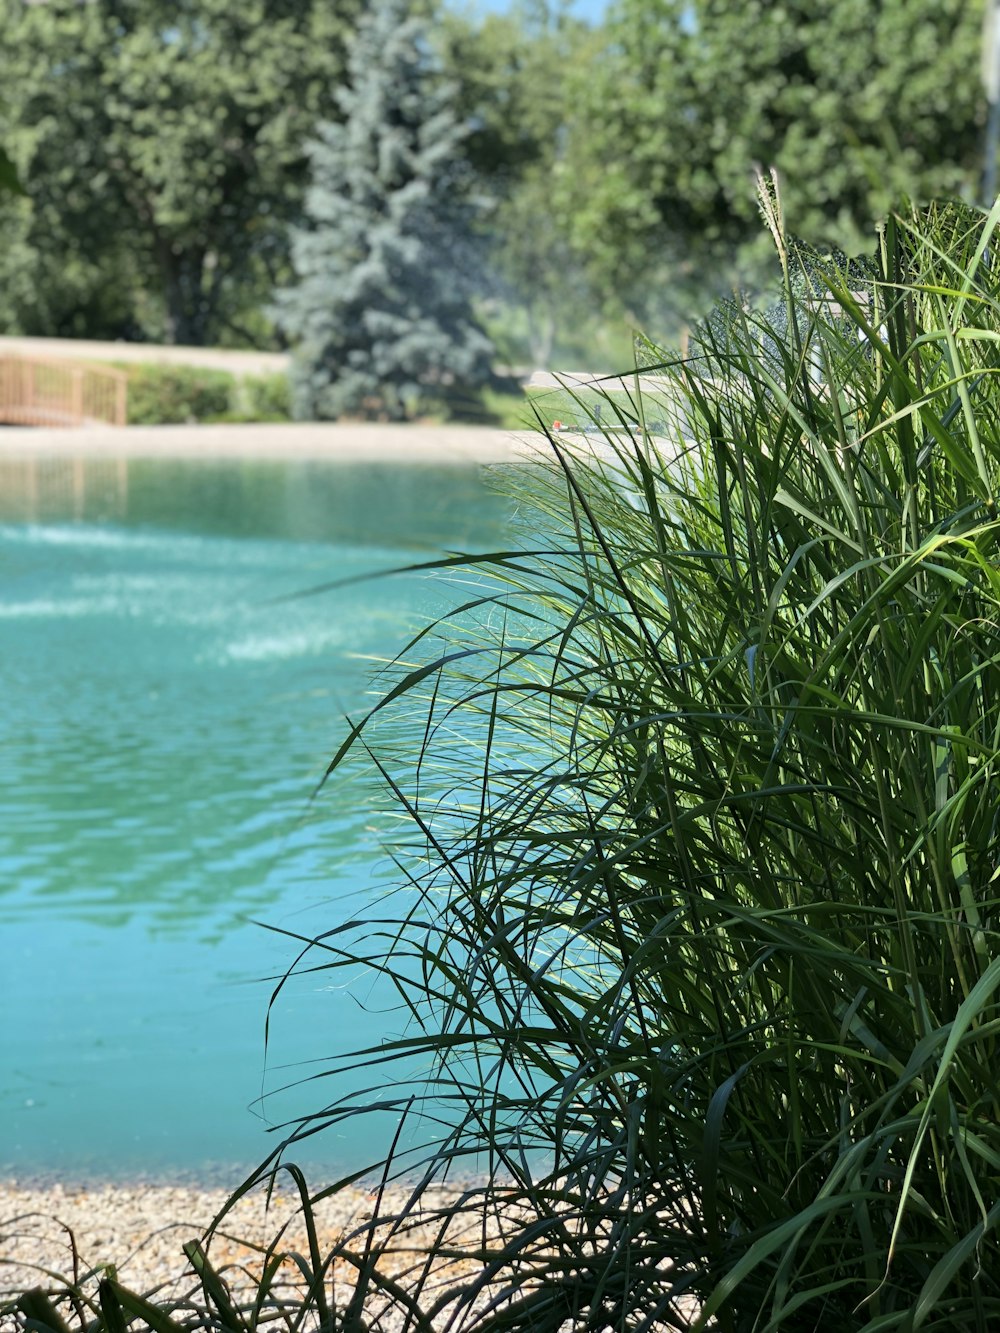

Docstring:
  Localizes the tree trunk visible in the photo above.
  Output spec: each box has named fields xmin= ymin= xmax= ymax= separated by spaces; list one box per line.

xmin=160 ymin=245 xmax=209 ymax=345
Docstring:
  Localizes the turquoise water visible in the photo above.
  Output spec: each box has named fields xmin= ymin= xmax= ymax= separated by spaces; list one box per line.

xmin=0 ymin=456 xmax=511 ymax=1185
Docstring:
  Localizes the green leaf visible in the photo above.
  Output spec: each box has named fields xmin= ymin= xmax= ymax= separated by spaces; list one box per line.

xmin=105 ymin=1280 xmax=190 ymax=1333
xmin=912 ymin=1202 xmax=1000 ymax=1328
xmin=692 ymin=1194 xmax=880 ymax=1330
xmin=183 ymin=1240 xmax=245 ymax=1331
xmin=98 ymin=1280 xmax=128 ymax=1333
xmin=15 ymin=1290 xmax=72 ymax=1333
xmin=0 ymin=145 xmax=25 ymax=196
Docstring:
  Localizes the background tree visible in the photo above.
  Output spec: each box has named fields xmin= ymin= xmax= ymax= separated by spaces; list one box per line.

xmin=277 ymin=0 xmax=493 ymax=421
xmin=560 ymin=0 xmax=987 ymax=325
xmin=0 ymin=0 xmax=358 ymax=345
xmin=0 ymin=0 xmax=989 ymax=365
xmin=438 ymin=3 xmax=631 ymax=367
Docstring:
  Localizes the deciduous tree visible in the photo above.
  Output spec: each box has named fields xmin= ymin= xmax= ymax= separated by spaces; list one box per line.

xmin=0 ymin=0 xmax=358 ymax=344
xmin=562 ymin=0 xmax=986 ymax=306
xmin=438 ymin=3 xmax=616 ymax=365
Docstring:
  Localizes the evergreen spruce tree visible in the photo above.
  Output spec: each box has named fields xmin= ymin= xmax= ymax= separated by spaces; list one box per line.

xmin=277 ymin=0 xmax=493 ymax=421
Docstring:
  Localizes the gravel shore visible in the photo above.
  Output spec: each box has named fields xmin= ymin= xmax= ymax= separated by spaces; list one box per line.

xmin=1 ymin=1175 xmax=500 ymax=1330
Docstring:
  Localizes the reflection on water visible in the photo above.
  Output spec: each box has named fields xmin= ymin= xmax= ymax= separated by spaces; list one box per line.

xmin=0 ymin=456 xmax=512 ymax=1183
xmin=0 ymin=454 xmax=509 ymax=548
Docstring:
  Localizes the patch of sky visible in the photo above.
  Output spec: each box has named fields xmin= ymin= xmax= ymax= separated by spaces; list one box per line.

xmin=449 ymin=0 xmax=608 ymax=26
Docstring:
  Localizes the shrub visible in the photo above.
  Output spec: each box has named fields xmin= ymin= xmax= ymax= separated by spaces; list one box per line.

xmin=255 ymin=195 xmax=1000 ymax=1330
xmin=243 ymin=370 xmax=292 ymax=421
xmin=124 ymin=363 xmax=235 ymax=424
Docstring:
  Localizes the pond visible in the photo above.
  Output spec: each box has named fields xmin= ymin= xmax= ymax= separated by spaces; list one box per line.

xmin=0 ymin=454 xmax=514 ymax=1186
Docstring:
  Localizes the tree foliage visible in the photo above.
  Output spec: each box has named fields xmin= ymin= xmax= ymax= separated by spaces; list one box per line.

xmin=562 ymin=0 xmax=987 ymax=305
xmin=277 ymin=0 xmax=493 ymax=421
xmin=0 ymin=0 xmax=358 ymax=344
xmin=437 ymin=3 xmax=620 ymax=365
xmin=0 ymin=145 xmax=24 ymax=196
xmin=0 ymin=0 xmax=991 ymax=365
xmin=439 ymin=1 xmax=588 ymax=180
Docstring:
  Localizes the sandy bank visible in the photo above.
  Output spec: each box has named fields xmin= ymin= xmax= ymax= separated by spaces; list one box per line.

xmin=0 ymin=423 xmax=540 ymax=464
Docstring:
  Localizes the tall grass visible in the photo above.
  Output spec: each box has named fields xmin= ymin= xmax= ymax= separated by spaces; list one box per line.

xmin=247 ymin=194 xmax=1000 ymax=1331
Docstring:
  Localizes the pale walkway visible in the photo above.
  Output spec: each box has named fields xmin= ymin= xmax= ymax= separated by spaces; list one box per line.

xmin=0 ymin=336 xmax=288 ymax=378
xmin=0 ymin=422 xmax=539 ymax=462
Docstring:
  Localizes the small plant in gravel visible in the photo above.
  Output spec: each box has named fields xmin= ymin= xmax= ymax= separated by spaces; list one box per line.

xmin=1 ymin=1168 xmax=384 ymax=1333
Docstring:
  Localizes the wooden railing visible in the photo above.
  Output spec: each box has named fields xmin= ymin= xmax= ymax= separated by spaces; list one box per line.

xmin=0 ymin=354 xmax=127 ymax=427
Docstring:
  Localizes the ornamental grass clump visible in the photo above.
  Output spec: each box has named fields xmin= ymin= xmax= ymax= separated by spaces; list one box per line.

xmin=209 ymin=194 xmax=1000 ymax=1330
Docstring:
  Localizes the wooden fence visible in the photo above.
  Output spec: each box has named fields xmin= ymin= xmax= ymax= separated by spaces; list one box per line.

xmin=0 ymin=354 xmax=127 ymax=427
